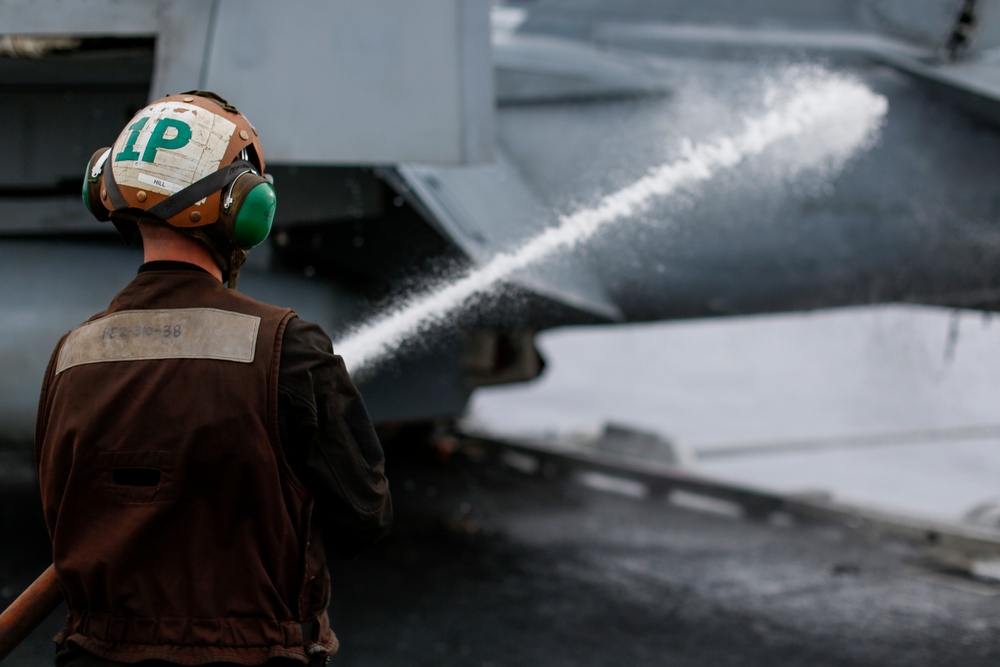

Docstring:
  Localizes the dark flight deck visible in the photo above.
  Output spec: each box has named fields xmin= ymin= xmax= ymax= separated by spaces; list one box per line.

xmin=2 ymin=436 xmax=998 ymax=666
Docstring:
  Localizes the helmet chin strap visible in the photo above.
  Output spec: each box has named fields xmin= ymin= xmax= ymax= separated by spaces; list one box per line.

xmin=183 ymin=225 xmax=247 ymax=289
xmin=228 ymin=247 xmax=248 ymax=289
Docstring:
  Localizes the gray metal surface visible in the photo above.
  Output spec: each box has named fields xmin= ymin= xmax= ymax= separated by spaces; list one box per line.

xmin=517 ymin=0 xmax=982 ymax=52
xmin=201 ymin=1 xmax=494 ymax=165
xmin=1 ymin=0 xmax=494 ymax=166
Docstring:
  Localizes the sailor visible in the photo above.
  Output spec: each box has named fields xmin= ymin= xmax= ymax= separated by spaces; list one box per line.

xmin=34 ymin=91 xmax=392 ymax=666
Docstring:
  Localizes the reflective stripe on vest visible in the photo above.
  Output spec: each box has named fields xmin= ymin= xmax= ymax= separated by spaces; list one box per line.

xmin=56 ymin=308 xmax=261 ymax=374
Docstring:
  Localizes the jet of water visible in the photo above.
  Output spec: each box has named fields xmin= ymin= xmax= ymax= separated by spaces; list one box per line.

xmin=338 ymin=70 xmax=889 ymax=375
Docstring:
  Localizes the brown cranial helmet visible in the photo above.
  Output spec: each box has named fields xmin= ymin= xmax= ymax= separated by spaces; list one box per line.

xmin=83 ymin=91 xmax=276 ymax=287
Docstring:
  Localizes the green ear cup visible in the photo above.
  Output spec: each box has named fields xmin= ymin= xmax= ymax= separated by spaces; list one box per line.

xmin=232 ymin=181 xmax=276 ymax=249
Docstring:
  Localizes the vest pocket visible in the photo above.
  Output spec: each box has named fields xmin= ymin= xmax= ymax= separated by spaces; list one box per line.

xmin=100 ymin=450 xmax=175 ymax=504
xmin=113 ymin=467 xmax=161 ymax=487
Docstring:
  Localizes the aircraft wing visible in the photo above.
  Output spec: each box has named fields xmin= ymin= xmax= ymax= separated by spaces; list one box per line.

xmin=398 ymin=155 xmax=623 ymax=323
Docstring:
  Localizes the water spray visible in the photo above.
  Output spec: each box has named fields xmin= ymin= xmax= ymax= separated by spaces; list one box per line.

xmin=338 ymin=70 xmax=889 ymax=375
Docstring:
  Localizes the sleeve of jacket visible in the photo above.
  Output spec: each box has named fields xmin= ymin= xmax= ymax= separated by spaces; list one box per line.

xmin=278 ymin=317 xmax=392 ymax=558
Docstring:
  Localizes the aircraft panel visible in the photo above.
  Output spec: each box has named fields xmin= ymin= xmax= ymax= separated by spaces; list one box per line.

xmin=202 ymin=0 xmax=495 ymax=166
xmin=1 ymin=0 xmax=495 ymax=166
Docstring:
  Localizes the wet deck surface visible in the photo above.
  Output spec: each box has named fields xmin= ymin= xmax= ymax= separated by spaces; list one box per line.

xmin=3 ymin=441 xmax=999 ymax=666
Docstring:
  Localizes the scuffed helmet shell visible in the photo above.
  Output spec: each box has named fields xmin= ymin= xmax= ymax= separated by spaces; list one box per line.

xmin=105 ymin=92 xmax=264 ymax=229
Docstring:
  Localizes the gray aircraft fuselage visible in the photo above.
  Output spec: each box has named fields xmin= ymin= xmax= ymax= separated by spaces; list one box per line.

xmin=3 ymin=0 xmax=1000 ymax=442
